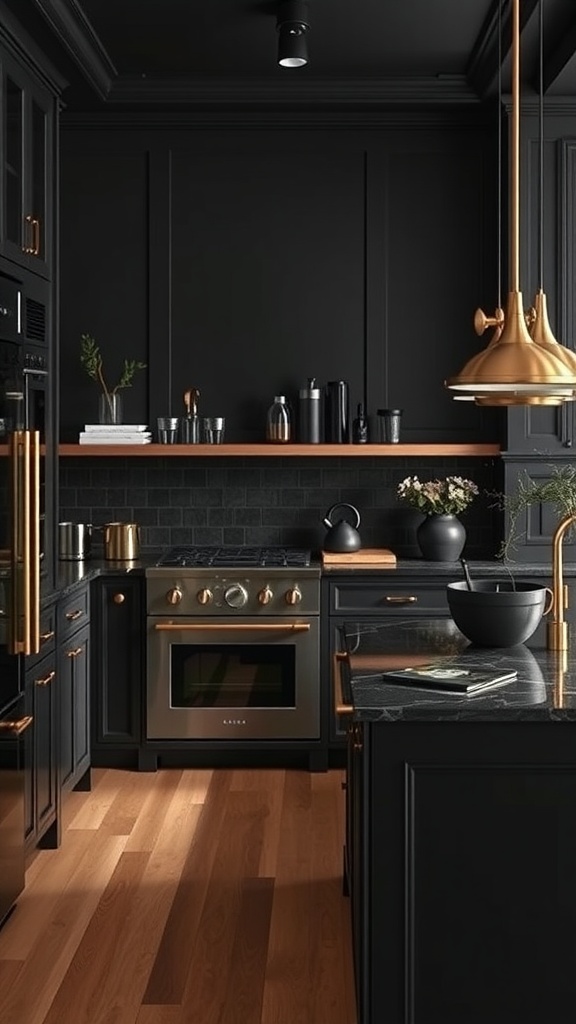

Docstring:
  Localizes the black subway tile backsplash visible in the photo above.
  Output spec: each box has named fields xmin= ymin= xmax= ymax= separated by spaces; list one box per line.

xmin=58 ymin=455 xmax=502 ymax=558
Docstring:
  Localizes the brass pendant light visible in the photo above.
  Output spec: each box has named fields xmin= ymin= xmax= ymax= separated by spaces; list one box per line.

xmin=445 ymin=0 xmax=576 ymax=405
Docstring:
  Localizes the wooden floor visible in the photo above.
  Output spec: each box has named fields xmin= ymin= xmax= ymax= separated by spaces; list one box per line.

xmin=0 ymin=768 xmax=357 ymax=1024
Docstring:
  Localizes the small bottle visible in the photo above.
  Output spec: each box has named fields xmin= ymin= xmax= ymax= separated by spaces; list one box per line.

xmin=266 ymin=395 xmax=292 ymax=443
xmin=181 ymin=387 xmax=201 ymax=443
xmin=298 ymin=377 xmax=322 ymax=443
xmin=352 ymin=402 xmax=369 ymax=444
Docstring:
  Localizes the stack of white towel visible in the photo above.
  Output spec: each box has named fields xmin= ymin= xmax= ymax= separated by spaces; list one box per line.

xmin=78 ymin=424 xmax=152 ymax=445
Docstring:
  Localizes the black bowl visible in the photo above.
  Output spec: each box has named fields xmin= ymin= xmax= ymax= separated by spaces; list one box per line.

xmin=446 ymin=579 xmax=551 ymax=647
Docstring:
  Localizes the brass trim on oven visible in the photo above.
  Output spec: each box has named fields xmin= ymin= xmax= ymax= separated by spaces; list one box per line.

xmin=154 ymin=622 xmax=311 ymax=632
xmin=9 ymin=430 xmax=40 ymax=655
xmin=333 ymin=652 xmax=353 ymax=716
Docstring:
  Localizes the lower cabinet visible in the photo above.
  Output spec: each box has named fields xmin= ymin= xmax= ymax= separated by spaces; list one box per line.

xmin=24 ymin=645 xmax=59 ymax=851
xmin=91 ymin=576 xmax=144 ymax=758
xmin=57 ymin=584 xmax=91 ymax=796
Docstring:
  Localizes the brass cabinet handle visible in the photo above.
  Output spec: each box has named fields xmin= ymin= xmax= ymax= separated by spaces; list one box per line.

xmin=384 ymin=595 xmax=418 ymax=604
xmin=0 ymin=715 xmax=33 ymax=735
xmin=65 ymin=609 xmax=83 ymax=621
xmin=40 ymin=630 xmax=55 ymax=642
xmin=35 ymin=670 xmax=55 ymax=687
xmin=333 ymin=652 xmax=353 ymax=716
xmin=24 ymin=215 xmax=40 ymax=255
xmin=113 ymin=593 xmax=125 ymax=604
xmin=66 ymin=646 xmax=83 ymax=658
xmin=10 ymin=430 xmax=40 ymax=654
xmin=154 ymin=622 xmax=311 ymax=632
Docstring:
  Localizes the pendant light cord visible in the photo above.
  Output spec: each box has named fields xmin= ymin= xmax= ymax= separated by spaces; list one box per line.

xmin=538 ymin=0 xmax=544 ymax=289
xmin=511 ymin=0 xmax=520 ymax=292
xmin=497 ymin=0 xmax=503 ymax=308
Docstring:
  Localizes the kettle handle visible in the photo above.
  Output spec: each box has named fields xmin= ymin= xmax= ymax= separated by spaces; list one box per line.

xmin=325 ymin=502 xmax=361 ymax=529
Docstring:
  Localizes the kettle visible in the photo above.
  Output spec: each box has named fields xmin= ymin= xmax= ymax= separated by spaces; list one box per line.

xmin=323 ymin=502 xmax=362 ymax=553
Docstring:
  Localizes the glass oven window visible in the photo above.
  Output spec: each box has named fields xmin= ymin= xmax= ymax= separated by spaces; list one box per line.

xmin=170 ymin=643 xmax=296 ymax=709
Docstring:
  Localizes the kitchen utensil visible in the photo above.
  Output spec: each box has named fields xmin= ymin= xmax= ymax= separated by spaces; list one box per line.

xmin=298 ymin=378 xmax=322 ymax=443
xmin=377 ymin=408 xmax=403 ymax=443
xmin=181 ymin=388 xmax=201 ymax=443
xmin=102 ymin=522 xmax=140 ymax=560
xmin=446 ymin=579 xmax=553 ymax=647
xmin=157 ymin=417 xmax=180 ymax=443
xmin=203 ymin=416 xmax=225 ymax=444
xmin=325 ymin=381 xmax=350 ymax=443
xmin=59 ymin=522 xmax=92 ymax=561
xmin=266 ymin=396 xmax=291 ymax=443
xmin=323 ymin=502 xmax=362 ymax=553
xmin=460 ymin=557 xmax=473 ymax=591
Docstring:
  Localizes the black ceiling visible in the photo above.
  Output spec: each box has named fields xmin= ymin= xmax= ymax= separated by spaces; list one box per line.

xmin=15 ymin=0 xmax=576 ymax=108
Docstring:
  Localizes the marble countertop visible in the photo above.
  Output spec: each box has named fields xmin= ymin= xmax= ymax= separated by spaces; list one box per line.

xmin=340 ymin=617 xmax=576 ymax=722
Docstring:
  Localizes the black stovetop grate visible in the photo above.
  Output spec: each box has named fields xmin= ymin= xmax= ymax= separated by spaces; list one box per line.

xmin=156 ymin=546 xmax=312 ymax=568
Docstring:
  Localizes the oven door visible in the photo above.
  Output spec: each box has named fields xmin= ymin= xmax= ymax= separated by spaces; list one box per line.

xmin=147 ymin=615 xmax=320 ymax=740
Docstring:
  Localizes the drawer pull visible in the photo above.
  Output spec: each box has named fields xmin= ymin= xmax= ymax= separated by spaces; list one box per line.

xmin=40 ymin=630 xmax=55 ymax=642
xmin=113 ymin=593 xmax=125 ymax=604
xmin=384 ymin=595 xmax=418 ymax=604
xmin=35 ymin=670 xmax=55 ymax=687
xmin=66 ymin=646 xmax=83 ymax=658
xmin=65 ymin=609 xmax=83 ymax=621
xmin=0 ymin=715 xmax=33 ymax=736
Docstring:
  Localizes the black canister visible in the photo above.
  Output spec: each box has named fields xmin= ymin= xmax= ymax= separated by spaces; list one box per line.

xmin=325 ymin=380 xmax=350 ymax=443
xmin=298 ymin=377 xmax=322 ymax=443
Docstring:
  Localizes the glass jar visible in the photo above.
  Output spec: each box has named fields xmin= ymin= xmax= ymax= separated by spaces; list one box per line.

xmin=99 ymin=392 xmax=122 ymax=425
xmin=266 ymin=395 xmax=291 ymax=443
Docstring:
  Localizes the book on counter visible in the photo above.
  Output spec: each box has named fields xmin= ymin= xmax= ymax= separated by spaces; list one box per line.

xmin=83 ymin=424 xmax=149 ymax=432
xmin=380 ymin=662 xmax=518 ymax=694
xmin=79 ymin=431 xmax=151 ymax=444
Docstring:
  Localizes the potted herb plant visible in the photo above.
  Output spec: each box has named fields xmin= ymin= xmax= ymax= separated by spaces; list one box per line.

xmin=497 ymin=464 xmax=576 ymax=560
xmin=80 ymin=333 xmax=146 ymax=424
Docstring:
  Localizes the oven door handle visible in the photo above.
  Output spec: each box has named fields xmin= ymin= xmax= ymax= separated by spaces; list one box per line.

xmin=153 ymin=622 xmax=311 ymax=632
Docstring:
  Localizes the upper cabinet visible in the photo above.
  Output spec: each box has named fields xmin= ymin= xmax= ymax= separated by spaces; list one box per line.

xmin=0 ymin=47 xmax=55 ymax=279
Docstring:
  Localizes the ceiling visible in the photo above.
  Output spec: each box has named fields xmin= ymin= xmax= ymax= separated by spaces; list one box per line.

xmin=15 ymin=0 xmax=576 ymax=108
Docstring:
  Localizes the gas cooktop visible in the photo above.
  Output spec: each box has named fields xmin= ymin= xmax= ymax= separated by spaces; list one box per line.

xmin=155 ymin=546 xmax=312 ymax=569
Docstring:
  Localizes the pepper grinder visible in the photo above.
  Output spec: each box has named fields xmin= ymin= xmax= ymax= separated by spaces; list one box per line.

xmin=181 ymin=387 xmax=201 ymax=443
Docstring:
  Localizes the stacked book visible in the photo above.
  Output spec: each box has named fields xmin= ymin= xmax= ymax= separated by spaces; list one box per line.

xmin=79 ymin=424 xmax=152 ymax=445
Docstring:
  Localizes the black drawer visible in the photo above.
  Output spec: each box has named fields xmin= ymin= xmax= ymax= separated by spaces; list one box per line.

xmin=57 ymin=585 xmax=90 ymax=642
xmin=329 ymin=580 xmax=450 ymax=615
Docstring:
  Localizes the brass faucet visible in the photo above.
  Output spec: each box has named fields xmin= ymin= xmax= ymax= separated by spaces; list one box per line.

xmin=547 ymin=513 xmax=576 ymax=650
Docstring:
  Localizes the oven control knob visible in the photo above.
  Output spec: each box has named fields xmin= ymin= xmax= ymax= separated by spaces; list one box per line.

xmin=224 ymin=583 xmax=248 ymax=609
xmin=258 ymin=585 xmax=273 ymax=606
xmin=285 ymin=586 xmax=302 ymax=606
xmin=166 ymin=587 xmax=183 ymax=606
xmin=197 ymin=588 xmax=213 ymax=606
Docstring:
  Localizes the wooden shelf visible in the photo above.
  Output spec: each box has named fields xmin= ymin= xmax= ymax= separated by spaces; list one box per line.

xmin=57 ymin=443 xmax=501 ymax=457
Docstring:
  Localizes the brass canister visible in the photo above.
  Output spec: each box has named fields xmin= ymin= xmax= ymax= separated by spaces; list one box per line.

xmin=102 ymin=522 xmax=140 ymax=560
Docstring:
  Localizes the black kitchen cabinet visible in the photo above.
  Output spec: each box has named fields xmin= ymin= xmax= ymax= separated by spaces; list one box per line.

xmin=57 ymin=585 xmax=91 ymax=796
xmin=0 ymin=40 xmax=58 ymax=279
xmin=24 ymin=644 xmax=59 ymax=852
xmin=91 ymin=575 xmax=144 ymax=760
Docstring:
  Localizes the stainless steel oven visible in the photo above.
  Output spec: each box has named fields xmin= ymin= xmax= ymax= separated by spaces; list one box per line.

xmin=146 ymin=548 xmax=321 ymax=740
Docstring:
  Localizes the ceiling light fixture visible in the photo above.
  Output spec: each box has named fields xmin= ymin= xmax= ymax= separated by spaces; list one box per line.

xmin=445 ymin=0 xmax=576 ymax=406
xmin=277 ymin=0 xmax=309 ymax=69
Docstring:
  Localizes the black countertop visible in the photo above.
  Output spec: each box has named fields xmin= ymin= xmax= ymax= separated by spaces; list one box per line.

xmin=340 ymin=617 xmax=576 ymax=722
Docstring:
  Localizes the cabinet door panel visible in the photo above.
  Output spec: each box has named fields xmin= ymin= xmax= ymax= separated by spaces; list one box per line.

xmin=169 ymin=149 xmax=366 ymax=441
xmin=92 ymin=577 xmax=143 ymax=747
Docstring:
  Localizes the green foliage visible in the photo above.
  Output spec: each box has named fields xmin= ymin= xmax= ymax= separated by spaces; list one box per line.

xmin=496 ymin=464 xmax=576 ymax=559
xmin=80 ymin=333 xmax=146 ymax=397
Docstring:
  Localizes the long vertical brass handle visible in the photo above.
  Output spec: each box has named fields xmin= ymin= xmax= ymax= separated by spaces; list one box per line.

xmin=9 ymin=430 xmax=40 ymax=655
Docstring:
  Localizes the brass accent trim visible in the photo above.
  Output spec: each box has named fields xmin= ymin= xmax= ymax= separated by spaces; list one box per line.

xmin=547 ymin=513 xmax=576 ymax=650
xmin=333 ymin=651 xmax=353 ymax=716
xmin=35 ymin=670 xmax=55 ymax=687
xmin=66 ymin=646 xmax=83 ymax=658
xmin=65 ymin=609 xmax=83 ymax=621
xmin=10 ymin=430 xmax=40 ymax=655
xmin=113 ymin=593 xmax=125 ymax=604
xmin=0 ymin=715 xmax=33 ymax=735
xmin=384 ymin=594 xmax=417 ymax=604
xmin=154 ymin=622 xmax=311 ymax=632
xmin=40 ymin=630 xmax=55 ymax=642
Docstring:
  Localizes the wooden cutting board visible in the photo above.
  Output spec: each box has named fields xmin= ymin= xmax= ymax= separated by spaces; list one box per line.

xmin=321 ymin=548 xmax=397 ymax=567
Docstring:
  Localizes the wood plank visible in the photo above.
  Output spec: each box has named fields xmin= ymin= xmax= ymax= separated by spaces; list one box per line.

xmin=57 ymin=442 xmax=501 ymax=457
xmin=322 ymin=547 xmax=396 ymax=566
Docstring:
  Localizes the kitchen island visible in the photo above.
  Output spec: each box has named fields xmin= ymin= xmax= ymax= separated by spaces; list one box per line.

xmin=338 ymin=617 xmax=576 ymax=1024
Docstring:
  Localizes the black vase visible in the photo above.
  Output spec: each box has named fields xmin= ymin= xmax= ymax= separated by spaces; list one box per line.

xmin=417 ymin=513 xmax=466 ymax=561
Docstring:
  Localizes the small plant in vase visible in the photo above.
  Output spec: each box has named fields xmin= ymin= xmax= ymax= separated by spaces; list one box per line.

xmin=396 ymin=475 xmax=479 ymax=561
xmin=80 ymin=333 xmax=146 ymax=424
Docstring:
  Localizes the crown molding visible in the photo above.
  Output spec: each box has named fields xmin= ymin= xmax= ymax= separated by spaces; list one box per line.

xmin=0 ymin=1 xmax=68 ymax=92
xmin=32 ymin=0 xmax=115 ymax=99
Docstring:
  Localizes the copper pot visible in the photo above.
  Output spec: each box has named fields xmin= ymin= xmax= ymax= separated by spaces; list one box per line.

xmin=102 ymin=522 xmax=140 ymax=561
